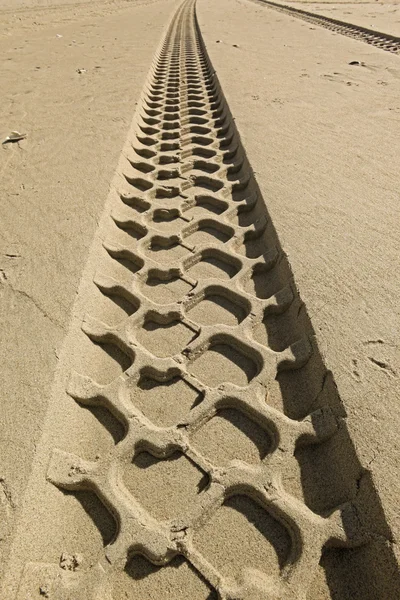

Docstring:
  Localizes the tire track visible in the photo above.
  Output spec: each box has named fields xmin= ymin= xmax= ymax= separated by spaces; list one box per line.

xmin=256 ymin=0 xmax=400 ymax=55
xmin=12 ymin=0 xmax=400 ymax=598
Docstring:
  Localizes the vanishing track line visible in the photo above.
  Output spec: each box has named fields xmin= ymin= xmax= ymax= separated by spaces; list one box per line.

xmin=11 ymin=0 xmax=400 ymax=598
xmin=257 ymin=0 xmax=400 ymax=54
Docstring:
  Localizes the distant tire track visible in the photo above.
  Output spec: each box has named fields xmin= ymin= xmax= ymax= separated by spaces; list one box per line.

xmin=11 ymin=0 xmax=400 ymax=598
xmin=257 ymin=0 xmax=400 ymax=54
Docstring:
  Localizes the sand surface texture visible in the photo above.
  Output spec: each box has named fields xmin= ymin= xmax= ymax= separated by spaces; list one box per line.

xmin=1 ymin=0 xmax=399 ymax=598
xmin=285 ymin=0 xmax=400 ymax=38
xmin=255 ymin=0 xmax=400 ymax=49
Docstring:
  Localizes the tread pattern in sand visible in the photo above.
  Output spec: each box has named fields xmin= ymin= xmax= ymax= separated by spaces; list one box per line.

xmin=15 ymin=0 xmax=398 ymax=598
xmin=257 ymin=0 xmax=400 ymax=54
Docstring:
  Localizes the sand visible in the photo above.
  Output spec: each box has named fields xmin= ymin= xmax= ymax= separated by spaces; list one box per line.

xmin=284 ymin=1 xmax=400 ymax=38
xmin=1 ymin=0 xmax=399 ymax=598
xmin=0 ymin=0 xmax=179 ymax=582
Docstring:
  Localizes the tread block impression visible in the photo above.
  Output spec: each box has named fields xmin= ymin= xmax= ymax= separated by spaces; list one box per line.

xmin=194 ymin=495 xmax=292 ymax=581
xmin=123 ymin=451 xmax=208 ymax=521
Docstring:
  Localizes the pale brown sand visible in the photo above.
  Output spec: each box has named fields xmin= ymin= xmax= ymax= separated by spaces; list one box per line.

xmin=1 ymin=0 xmax=399 ymax=598
xmin=0 ymin=0 xmax=179 ymax=582
xmin=285 ymin=0 xmax=400 ymax=38
xmin=199 ymin=0 xmax=400 ymax=578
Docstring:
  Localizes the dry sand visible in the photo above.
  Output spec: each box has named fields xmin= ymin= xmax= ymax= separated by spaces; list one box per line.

xmin=0 ymin=0 xmax=179 ymax=581
xmin=285 ymin=0 xmax=400 ymax=38
xmin=1 ymin=0 xmax=399 ymax=598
